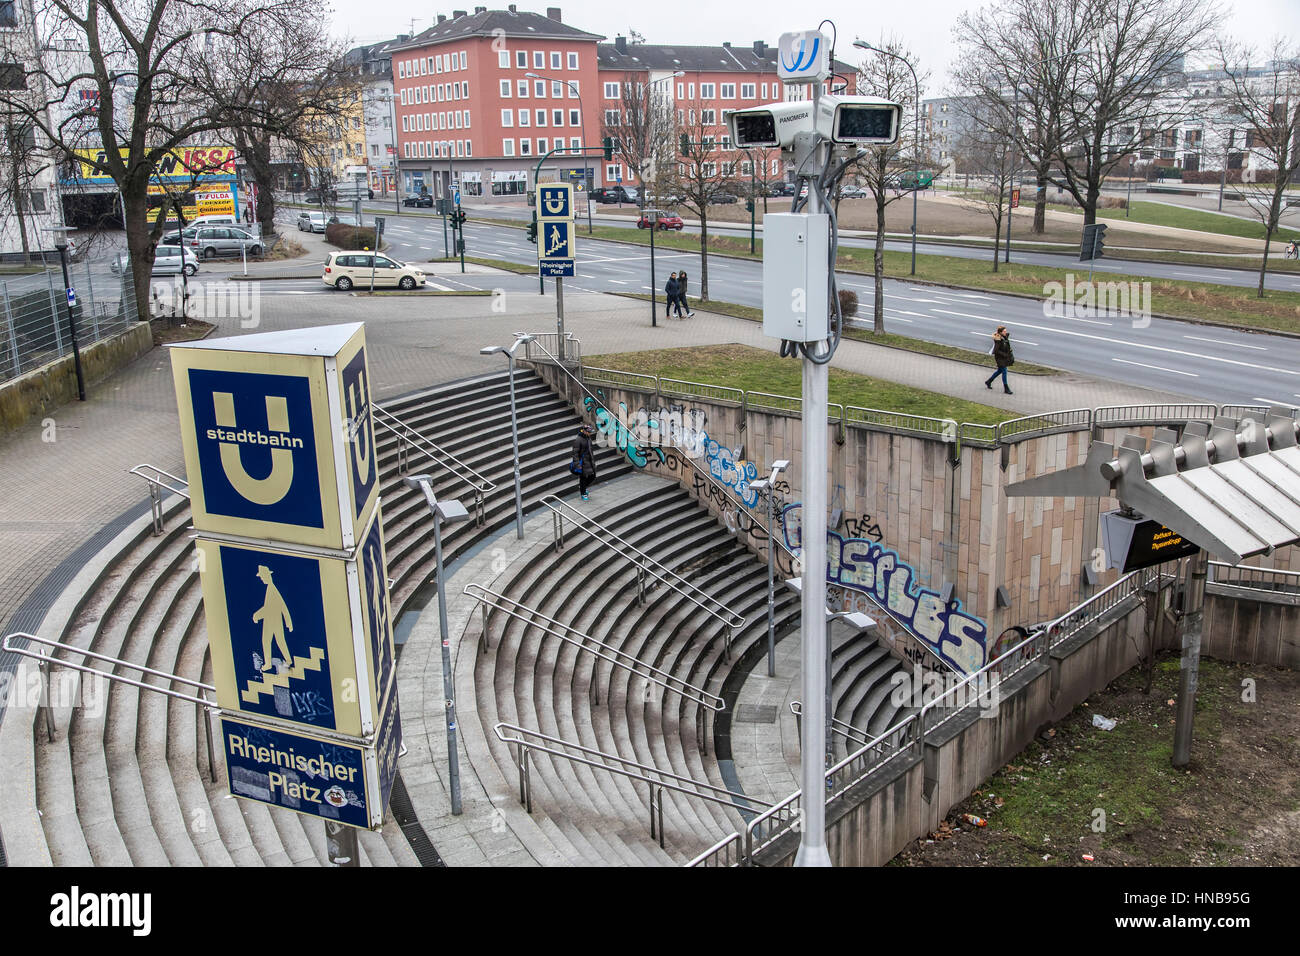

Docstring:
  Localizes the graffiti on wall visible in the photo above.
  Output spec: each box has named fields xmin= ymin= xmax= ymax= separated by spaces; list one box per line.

xmin=781 ymin=503 xmax=988 ymax=673
xmin=584 ymin=395 xmax=666 ymax=468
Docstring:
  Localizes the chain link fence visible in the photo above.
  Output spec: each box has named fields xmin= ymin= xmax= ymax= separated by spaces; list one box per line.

xmin=0 ymin=260 xmax=140 ymax=385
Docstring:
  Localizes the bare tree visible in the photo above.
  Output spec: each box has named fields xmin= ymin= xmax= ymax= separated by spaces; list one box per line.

xmin=953 ymin=96 xmax=1017 ymax=270
xmin=951 ymin=0 xmax=1089 ymax=234
xmin=665 ymin=111 xmax=732 ymax=301
xmin=601 ymin=71 xmax=674 ymax=207
xmin=855 ymin=38 xmax=926 ymax=333
xmin=1215 ymin=38 xmax=1300 ymax=298
xmin=199 ymin=3 xmax=351 ymax=236
xmin=1052 ymin=0 xmax=1214 ymax=225
xmin=0 ymin=112 xmax=45 ymax=262
xmin=0 ymin=0 xmax=303 ymax=321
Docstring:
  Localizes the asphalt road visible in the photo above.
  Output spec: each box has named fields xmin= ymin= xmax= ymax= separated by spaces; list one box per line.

xmin=252 ymin=212 xmax=1300 ymax=410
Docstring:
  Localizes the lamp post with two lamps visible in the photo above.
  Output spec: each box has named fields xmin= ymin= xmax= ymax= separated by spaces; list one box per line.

xmin=480 ymin=334 xmax=535 ymax=539
xmin=747 ymin=459 xmax=790 ymax=678
xmin=404 ymin=474 xmax=471 ymax=815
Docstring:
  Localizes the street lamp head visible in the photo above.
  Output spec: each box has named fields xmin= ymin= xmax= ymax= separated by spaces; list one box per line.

xmin=515 ymin=333 xmax=536 ymax=345
xmin=773 ymin=459 xmax=791 ymax=473
xmin=524 ymin=72 xmax=539 ymax=79
xmin=479 ymin=345 xmax=505 ymax=356
xmin=749 ymin=478 xmax=771 ymax=493
xmin=435 ymin=498 xmax=470 ymax=524
xmin=852 ymin=39 xmax=877 ymax=54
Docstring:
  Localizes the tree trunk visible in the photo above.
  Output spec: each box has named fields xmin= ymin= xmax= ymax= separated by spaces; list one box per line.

xmin=1083 ymin=180 xmax=1100 ymax=226
xmin=698 ymin=213 xmax=709 ymax=301
xmin=1258 ymin=232 xmax=1271 ymax=299
xmin=873 ymin=197 xmax=886 ymax=334
xmin=1032 ymin=165 xmax=1050 ymax=234
xmin=122 ymin=172 xmax=158 ymax=324
xmin=243 ymin=136 xmax=280 ymax=238
xmin=992 ymin=212 xmax=1002 ymax=273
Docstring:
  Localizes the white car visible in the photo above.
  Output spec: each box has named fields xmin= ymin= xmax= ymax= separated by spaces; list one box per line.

xmin=110 ymin=244 xmax=199 ymax=277
xmin=840 ymin=185 xmax=869 ymax=198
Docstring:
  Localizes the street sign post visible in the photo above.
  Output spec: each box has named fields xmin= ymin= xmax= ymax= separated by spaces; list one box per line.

xmin=537 ymin=183 xmax=577 ymax=355
xmin=170 ymin=324 xmax=401 ymax=838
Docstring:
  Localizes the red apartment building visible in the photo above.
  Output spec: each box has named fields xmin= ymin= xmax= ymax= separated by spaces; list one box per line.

xmin=390 ymin=6 xmax=855 ymax=200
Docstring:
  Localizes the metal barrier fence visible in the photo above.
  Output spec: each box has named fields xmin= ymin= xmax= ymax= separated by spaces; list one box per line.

xmin=0 ymin=260 xmax=139 ymax=384
xmin=1207 ymin=561 xmax=1300 ymax=595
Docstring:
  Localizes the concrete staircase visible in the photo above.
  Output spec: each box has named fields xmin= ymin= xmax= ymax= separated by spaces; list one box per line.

xmin=8 ymin=367 xmax=629 ymax=867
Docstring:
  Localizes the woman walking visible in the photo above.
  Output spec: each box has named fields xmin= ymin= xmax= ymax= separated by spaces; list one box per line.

xmin=664 ymin=272 xmax=683 ymax=319
xmin=984 ymin=326 xmax=1015 ymax=395
xmin=570 ymin=423 xmax=598 ymax=501
xmin=677 ymin=270 xmax=696 ymax=317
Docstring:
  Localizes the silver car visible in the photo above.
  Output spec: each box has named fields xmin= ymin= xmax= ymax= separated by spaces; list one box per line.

xmin=179 ymin=225 xmax=264 ymax=259
xmin=110 ymin=243 xmax=199 ymax=277
xmin=297 ymin=211 xmax=336 ymax=233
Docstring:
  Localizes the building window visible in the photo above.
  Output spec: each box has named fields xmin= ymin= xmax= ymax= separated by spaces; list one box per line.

xmin=688 ymin=83 xmax=695 ymax=99
xmin=676 ymin=82 xmax=684 ymax=98
xmin=536 ymin=109 xmax=547 ymax=126
xmin=553 ymin=109 xmax=563 ymax=126
xmin=701 ymin=109 xmax=715 ymax=125
xmin=520 ymin=138 xmax=531 ymax=155
xmin=503 ymin=138 xmax=515 ymax=156
xmin=552 ymin=80 xmax=563 ymax=97
xmin=516 ymin=50 xmax=527 ymax=68
xmin=741 ymin=83 xmax=755 ymax=99
xmin=569 ymin=109 xmax=579 ymax=126
xmin=19 ymin=189 xmax=46 ymax=212
xmin=567 ymin=81 xmax=578 ymax=98
xmin=537 ymin=137 xmax=547 ymax=152
xmin=500 ymin=79 xmax=511 ymax=97
xmin=605 ymin=109 xmax=620 ymax=126
xmin=570 ymin=137 xmax=580 ymax=149
xmin=498 ymin=50 xmax=509 ymax=68
xmin=501 ymin=109 xmax=513 ymax=127
xmin=436 ymin=56 xmax=443 ymax=74
xmin=550 ymin=52 xmax=561 ymax=70
xmin=701 ymin=82 xmax=715 ymax=98
xmin=721 ymin=83 xmax=735 ymax=99
xmin=535 ymin=80 xmax=547 ymax=97
xmin=533 ymin=51 xmax=544 ymax=68
xmin=604 ymin=81 xmax=619 ymax=99
xmin=465 ymin=140 xmax=471 ymax=156
xmin=607 ymin=164 xmax=622 ymax=180
xmin=464 ymin=110 xmax=471 ymax=127
xmin=518 ymin=79 xmax=529 ymax=97
xmin=519 ymin=110 xmax=529 ymax=126
xmin=460 ymin=52 xmax=466 ymax=69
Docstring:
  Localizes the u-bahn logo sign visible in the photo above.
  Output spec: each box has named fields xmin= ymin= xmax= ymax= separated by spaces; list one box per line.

xmin=170 ymin=323 xmax=379 ymax=550
xmin=778 ymin=31 xmax=829 ymax=82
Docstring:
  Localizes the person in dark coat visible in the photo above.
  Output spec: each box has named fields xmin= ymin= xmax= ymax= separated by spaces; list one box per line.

xmin=665 ymin=272 xmax=683 ymax=318
xmin=677 ymin=270 xmax=695 ymax=317
xmin=984 ymin=326 xmax=1015 ymax=394
xmin=570 ymin=424 xmax=597 ymax=500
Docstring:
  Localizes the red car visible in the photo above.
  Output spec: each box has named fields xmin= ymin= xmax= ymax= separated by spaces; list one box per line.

xmin=637 ymin=211 xmax=684 ymax=230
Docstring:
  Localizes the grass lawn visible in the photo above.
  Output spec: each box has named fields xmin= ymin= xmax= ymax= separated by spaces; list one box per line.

xmin=429 ymin=255 xmax=537 ymax=274
xmin=1051 ymin=199 xmax=1300 ymax=243
xmin=583 ymin=343 xmax=1010 ymax=425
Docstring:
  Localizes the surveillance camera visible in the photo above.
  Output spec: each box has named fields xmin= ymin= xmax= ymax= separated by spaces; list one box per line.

xmin=728 ymin=101 xmax=816 ymax=149
xmin=815 ymin=94 xmax=902 ymax=145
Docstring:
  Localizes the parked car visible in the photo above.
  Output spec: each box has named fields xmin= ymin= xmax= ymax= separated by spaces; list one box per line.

xmin=297 ymin=211 xmax=336 ymax=233
xmin=592 ymin=185 xmax=638 ymax=204
xmin=169 ymin=225 xmax=264 ymax=259
xmin=636 ymin=210 xmax=685 ymax=230
xmin=403 ymin=194 xmax=433 ymax=207
xmin=710 ymin=192 xmax=739 ymax=205
xmin=189 ymin=214 xmax=240 ymax=228
xmin=110 ymin=244 xmax=199 ymax=277
xmin=839 ymin=184 xmax=869 ymax=199
xmin=322 ymin=251 xmax=425 ymax=291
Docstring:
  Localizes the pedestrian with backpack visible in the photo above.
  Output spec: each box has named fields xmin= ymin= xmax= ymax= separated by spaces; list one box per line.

xmin=665 ymin=272 xmax=683 ymax=319
xmin=984 ymin=326 xmax=1015 ymax=395
xmin=677 ymin=270 xmax=696 ymax=317
xmin=570 ymin=424 xmax=597 ymax=500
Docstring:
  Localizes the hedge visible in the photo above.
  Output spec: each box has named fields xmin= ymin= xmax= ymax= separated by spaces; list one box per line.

xmin=325 ymin=223 xmax=380 ymax=250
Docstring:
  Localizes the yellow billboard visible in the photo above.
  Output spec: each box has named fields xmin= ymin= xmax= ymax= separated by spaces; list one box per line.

xmin=74 ymin=145 xmax=238 ymax=184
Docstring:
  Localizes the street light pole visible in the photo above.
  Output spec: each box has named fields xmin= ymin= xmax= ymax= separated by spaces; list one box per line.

xmin=47 ymin=229 xmax=84 ymax=401
xmin=480 ymin=335 xmax=535 ymax=539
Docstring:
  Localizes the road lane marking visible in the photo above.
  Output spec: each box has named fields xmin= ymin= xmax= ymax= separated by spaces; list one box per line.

xmin=1183 ymin=335 xmax=1269 ymax=351
xmin=969 ymin=330 xmax=1038 ymax=346
xmin=1251 ymin=397 xmax=1299 ymax=408
xmin=932 ymin=308 xmax=1300 ymax=376
xmin=1112 ymin=358 xmax=1198 ymax=377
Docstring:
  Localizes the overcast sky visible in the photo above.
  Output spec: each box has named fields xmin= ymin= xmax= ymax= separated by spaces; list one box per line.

xmin=334 ymin=0 xmax=1300 ymax=92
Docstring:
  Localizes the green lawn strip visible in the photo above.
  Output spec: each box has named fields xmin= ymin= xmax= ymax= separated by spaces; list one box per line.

xmin=1047 ymin=199 xmax=1300 ymax=242
xmin=938 ymin=657 xmax=1233 ymax=866
xmin=584 ymin=343 xmax=1009 ymax=425
xmin=606 ymin=290 xmax=1058 ymax=375
xmin=353 ymin=289 xmax=492 ymax=297
xmin=427 ymin=255 xmax=536 ymax=274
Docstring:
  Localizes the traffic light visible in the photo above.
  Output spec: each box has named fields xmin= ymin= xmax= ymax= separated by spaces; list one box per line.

xmin=526 ymin=219 xmax=537 ymax=243
xmin=745 ymin=199 xmax=755 ymax=213
xmin=680 ymin=133 xmax=690 ymax=156
xmin=602 ymin=136 xmax=614 ymax=161
xmin=452 ymin=209 xmax=467 ymax=228
xmin=1080 ymin=222 xmax=1107 ymax=261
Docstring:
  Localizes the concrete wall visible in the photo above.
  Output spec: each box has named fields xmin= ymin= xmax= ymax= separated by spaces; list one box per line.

xmin=0 ymin=322 xmax=153 ymax=434
xmin=1202 ymin=590 xmax=1300 ymax=669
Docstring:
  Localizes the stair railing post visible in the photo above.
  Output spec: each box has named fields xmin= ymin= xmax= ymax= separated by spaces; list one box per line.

xmin=39 ymin=656 xmax=55 ymax=743
xmin=150 ymin=479 xmax=164 ymax=535
xmin=202 ymin=700 xmax=217 ymax=783
xmin=657 ymin=786 xmax=665 ymax=849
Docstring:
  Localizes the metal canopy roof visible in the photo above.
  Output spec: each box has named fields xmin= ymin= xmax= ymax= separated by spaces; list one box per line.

xmin=1006 ymin=409 xmax=1300 ymax=564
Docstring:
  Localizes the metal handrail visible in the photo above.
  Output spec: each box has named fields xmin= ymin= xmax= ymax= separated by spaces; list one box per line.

xmin=3 ymin=632 xmax=219 ymax=782
xmin=583 ymin=365 xmax=658 ymax=392
xmin=1207 ymin=561 xmax=1300 ymax=593
xmin=995 ymin=408 xmax=1092 ymax=443
xmin=465 ymin=583 xmax=725 ymax=716
xmin=539 ymin=494 xmax=746 ymax=646
xmin=129 ymin=463 xmax=190 ymax=535
xmin=659 ymin=377 xmax=746 ymax=406
xmin=1035 ymin=566 xmax=1156 ymax=652
xmin=372 ymin=403 xmax=496 ymax=525
xmin=789 ymin=700 xmax=873 ymax=747
xmin=686 ymin=832 xmax=743 ymax=867
xmin=495 ymin=721 xmax=769 ymax=848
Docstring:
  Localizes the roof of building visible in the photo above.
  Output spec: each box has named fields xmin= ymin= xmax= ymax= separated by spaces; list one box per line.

xmin=596 ymin=40 xmax=853 ymax=77
xmin=390 ymin=8 xmax=603 ymax=52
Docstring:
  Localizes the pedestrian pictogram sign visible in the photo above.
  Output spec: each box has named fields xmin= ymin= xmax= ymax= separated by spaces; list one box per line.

xmin=541 ymin=220 xmax=573 ymax=259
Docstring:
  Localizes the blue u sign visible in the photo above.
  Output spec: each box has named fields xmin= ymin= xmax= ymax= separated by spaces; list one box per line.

xmin=188 ymin=368 xmax=324 ymax=529
xmin=341 ymin=348 xmax=376 ymax=521
xmin=778 ymin=30 xmax=827 ymax=80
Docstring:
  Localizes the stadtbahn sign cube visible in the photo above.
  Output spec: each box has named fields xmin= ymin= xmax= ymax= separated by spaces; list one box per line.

xmin=221 ymin=685 xmax=401 ymax=829
xmin=537 ymin=183 xmax=573 ymax=221
xmin=196 ymin=507 xmax=396 ymax=738
xmin=169 ymin=323 xmax=378 ymax=552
